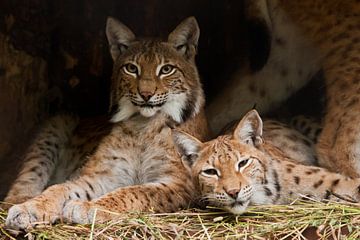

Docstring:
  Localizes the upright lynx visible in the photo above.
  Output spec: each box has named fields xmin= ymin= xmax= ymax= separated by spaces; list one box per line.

xmin=5 ymin=16 xmax=209 ymax=230
xmin=173 ymin=110 xmax=360 ymax=214
xmin=207 ymin=0 xmax=360 ymax=177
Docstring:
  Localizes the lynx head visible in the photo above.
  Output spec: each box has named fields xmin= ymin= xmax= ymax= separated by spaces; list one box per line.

xmin=172 ymin=110 xmax=268 ymax=214
xmin=106 ymin=17 xmax=204 ymax=123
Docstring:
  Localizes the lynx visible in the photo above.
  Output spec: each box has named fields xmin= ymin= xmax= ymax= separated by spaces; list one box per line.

xmin=5 ymin=16 xmax=209 ymax=230
xmin=173 ymin=110 xmax=360 ymax=214
xmin=207 ymin=0 xmax=360 ymax=177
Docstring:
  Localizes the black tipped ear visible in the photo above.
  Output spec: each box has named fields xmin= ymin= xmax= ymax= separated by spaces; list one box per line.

xmin=106 ymin=17 xmax=136 ymax=61
xmin=233 ymin=110 xmax=263 ymax=147
xmin=172 ymin=129 xmax=203 ymax=167
xmin=168 ymin=16 xmax=200 ymax=59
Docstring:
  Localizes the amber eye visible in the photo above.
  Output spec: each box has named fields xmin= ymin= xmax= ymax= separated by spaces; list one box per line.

xmin=124 ymin=63 xmax=139 ymax=75
xmin=202 ymin=168 xmax=218 ymax=176
xmin=159 ymin=65 xmax=175 ymax=75
xmin=238 ymin=159 xmax=250 ymax=169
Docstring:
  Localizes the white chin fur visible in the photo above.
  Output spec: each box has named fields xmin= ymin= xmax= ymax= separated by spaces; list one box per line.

xmin=111 ymin=92 xmax=192 ymax=123
xmin=225 ymin=201 xmax=250 ymax=215
xmin=139 ymin=107 xmax=159 ymax=117
xmin=110 ymin=97 xmax=138 ymax=123
xmin=162 ymin=93 xmax=187 ymax=123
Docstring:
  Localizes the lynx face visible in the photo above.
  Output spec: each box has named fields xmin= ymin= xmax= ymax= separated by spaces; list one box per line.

xmin=106 ymin=17 xmax=204 ymax=123
xmin=173 ymin=110 xmax=360 ymax=215
xmin=192 ymin=139 xmax=268 ymax=214
xmin=173 ymin=110 xmax=268 ymax=214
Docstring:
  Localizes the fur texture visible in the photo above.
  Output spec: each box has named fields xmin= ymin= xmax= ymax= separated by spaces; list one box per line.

xmin=5 ymin=16 xmax=209 ymax=230
xmin=173 ymin=110 xmax=360 ymax=214
xmin=207 ymin=0 xmax=360 ymax=178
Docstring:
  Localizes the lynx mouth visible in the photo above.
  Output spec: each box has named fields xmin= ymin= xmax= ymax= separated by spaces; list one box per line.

xmin=225 ymin=200 xmax=250 ymax=215
xmin=231 ymin=200 xmax=245 ymax=207
xmin=137 ymin=104 xmax=163 ymax=118
xmin=131 ymin=101 xmax=165 ymax=108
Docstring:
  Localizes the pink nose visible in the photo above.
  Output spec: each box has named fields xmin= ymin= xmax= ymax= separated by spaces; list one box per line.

xmin=140 ymin=91 xmax=154 ymax=101
xmin=226 ymin=189 xmax=240 ymax=199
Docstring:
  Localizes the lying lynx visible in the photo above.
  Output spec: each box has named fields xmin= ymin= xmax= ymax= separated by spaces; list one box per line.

xmin=207 ymin=0 xmax=360 ymax=177
xmin=173 ymin=110 xmax=360 ymax=214
xmin=5 ymin=16 xmax=209 ymax=230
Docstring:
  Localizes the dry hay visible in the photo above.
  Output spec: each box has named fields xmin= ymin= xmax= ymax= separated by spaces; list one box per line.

xmin=0 ymin=199 xmax=359 ymax=240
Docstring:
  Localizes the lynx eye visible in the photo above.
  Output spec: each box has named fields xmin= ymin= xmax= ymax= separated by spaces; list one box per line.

xmin=159 ymin=64 xmax=175 ymax=75
xmin=202 ymin=168 xmax=219 ymax=177
xmin=238 ymin=158 xmax=250 ymax=170
xmin=124 ymin=63 xmax=139 ymax=75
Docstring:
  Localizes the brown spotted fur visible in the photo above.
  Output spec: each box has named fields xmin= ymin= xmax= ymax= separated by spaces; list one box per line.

xmin=207 ymin=0 xmax=360 ymax=177
xmin=277 ymin=0 xmax=360 ymax=178
xmin=5 ymin=16 xmax=209 ymax=230
xmin=173 ymin=110 xmax=360 ymax=214
xmin=247 ymin=0 xmax=360 ymax=177
xmin=3 ymin=115 xmax=114 ymax=207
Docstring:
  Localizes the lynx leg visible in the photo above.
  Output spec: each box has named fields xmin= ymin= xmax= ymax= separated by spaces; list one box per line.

xmin=3 ymin=115 xmax=78 ymax=208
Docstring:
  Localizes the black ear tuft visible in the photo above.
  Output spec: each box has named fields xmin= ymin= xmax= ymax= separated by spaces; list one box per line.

xmin=252 ymin=103 xmax=257 ymax=110
xmin=233 ymin=109 xmax=264 ymax=147
xmin=246 ymin=19 xmax=272 ymax=72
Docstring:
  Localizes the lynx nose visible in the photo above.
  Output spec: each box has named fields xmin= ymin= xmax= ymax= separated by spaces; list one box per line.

xmin=140 ymin=91 xmax=154 ymax=102
xmin=226 ymin=189 xmax=240 ymax=199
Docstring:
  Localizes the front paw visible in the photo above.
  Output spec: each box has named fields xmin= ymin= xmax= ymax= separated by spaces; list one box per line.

xmin=63 ymin=200 xmax=96 ymax=224
xmin=6 ymin=201 xmax=59 ymax=230
xmin=63 ymin=200 xmax=114 ymax=224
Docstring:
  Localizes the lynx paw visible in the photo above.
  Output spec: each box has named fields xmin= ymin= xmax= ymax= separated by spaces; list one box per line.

xmin=63 ymin=200 xmax=96 ymax=224
xmin=63 ymin=200 xmax=114 ymax=224
xmin=6 ymin=201 xmax=59 ymax=230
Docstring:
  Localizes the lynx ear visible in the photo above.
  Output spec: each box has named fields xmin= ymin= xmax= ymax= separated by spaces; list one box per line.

xmin=233 ymin=110 xmax=263 ymax=147
xmin=106 ymin=17 xmax=135 ymax=61
xmin=168 ymin=17 xmax=200 ymax=59
xmin=172 ymin=129 xmax=203 ymax=167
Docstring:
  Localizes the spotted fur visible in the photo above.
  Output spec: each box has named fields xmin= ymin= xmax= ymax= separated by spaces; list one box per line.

xmin=263 ymin=119 xmax=318 ymax=166
xmin=3 ymin=115 xmax=112 ymax=207
xmin=207 ymin=0 xmax=360 ymax=177
xmin=5 ymin=16 xmax=209 ymax=230
xmin=290 ymin=115 xmax=322 ymax=143
xmin=173 ymin=110 xmax=360 ymax=214
xmin=220 ymin=117 xmax=318 ymax=166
